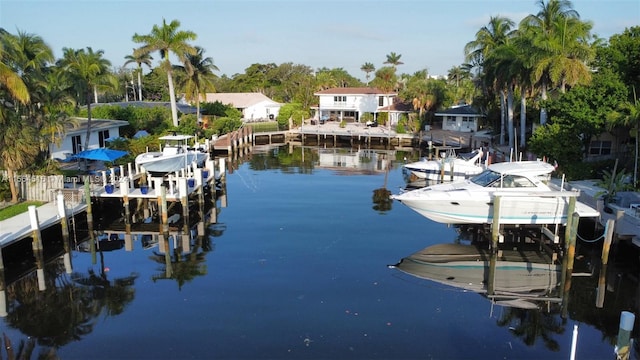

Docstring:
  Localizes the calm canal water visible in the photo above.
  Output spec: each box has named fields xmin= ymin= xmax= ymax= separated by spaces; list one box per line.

xmin=1 ymin=145 xmax=638 ymax=359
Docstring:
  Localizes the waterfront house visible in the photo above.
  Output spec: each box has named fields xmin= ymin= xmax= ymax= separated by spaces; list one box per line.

xmin=49 ymin=118 xmax=129 ymax=160
xmin=435 ymin=104 xmax=484 ymax=132
xmin=312 ymin=87 xmax=408 ymax=126
xmin=204 ymin=92 xmax=282 ymax=122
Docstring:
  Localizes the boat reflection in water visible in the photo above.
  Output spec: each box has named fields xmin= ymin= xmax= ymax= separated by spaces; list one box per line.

xmin=394 ymin=241 xmax=562 ymax=309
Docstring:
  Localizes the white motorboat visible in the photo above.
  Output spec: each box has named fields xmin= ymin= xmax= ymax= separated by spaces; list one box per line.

xmin=403 ymin=148 xmax=485 ymax=182
xmin=392 ymin=160 xmax=600 ymax=225
xmin=394 ymin=243 xmax=562 ymax=308
xmin=135 ymin=134 xmax=208 ymax=175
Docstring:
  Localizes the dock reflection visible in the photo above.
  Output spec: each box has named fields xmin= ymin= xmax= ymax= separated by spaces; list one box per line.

xmin=392 ymin=223 xmax=640 ymax=352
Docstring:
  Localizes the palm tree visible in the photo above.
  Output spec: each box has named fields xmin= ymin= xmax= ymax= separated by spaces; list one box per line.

xmin=0 ymin=29 xmax=54 ymax=202
xmin=175 ymin=46 xmax=218 ymax=122
xmin=0 ymin=114 xmax=40 ymax=202
xmin=447 ymin=66 xmax=468 ymax=88
xmin=0 ymin=29 xmax=33 ymax=106
xmin=58 ymin=47 xmax=115 ymax=169
xmin=384 ymin=52 xmax=404 ymax=69
xmin=520 ymin=0 xmax=593 ymax=125
xmin=132 ymin=18 xmax=197 ymax=127
xmin=360 ymin=62 xmax=375 ymax=85
xmin=465 ymin=16 xmax=516 ymax=145
xmin=124 ymin=48 xmax=153 ymax=101
xmin=371 ymin=66 xmax=397 ymax=129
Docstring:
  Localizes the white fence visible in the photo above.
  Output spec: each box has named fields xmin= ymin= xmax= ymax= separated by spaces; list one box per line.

xmin=1 ymin=171 xmax=84 ymax=204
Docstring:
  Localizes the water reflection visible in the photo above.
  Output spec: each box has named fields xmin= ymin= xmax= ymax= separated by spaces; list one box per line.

xmin=395 ymin=241 xmax=563 ymax=309
xmin=5 ymin=256 xmax=136 ymax=347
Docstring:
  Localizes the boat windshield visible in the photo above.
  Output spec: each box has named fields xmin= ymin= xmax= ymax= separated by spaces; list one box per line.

xmin=470 ymin=170 xmax=501 ymax=187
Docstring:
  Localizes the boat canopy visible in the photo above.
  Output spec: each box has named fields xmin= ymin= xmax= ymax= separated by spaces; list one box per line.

xmin=159 ymin=135 xmax=194 ymax=141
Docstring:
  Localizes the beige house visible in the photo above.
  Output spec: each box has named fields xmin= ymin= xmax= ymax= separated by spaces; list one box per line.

xmin=204 ymin=92 xmax=281 ymax=122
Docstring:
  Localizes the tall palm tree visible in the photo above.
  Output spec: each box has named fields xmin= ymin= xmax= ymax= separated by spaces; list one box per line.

xmin=124 ymin=48 xmax=153 ymax=101
xmin=520 ymin=0 xmax=593 ymax=125
xmin=465 ymin=16 xmax=516 ymax=145
xmin=175 ymin=46 xmax=218 ymax=122
xmin=384 ymin=52 xmax=404 ymax=69
xmin=371 ymin=66 xmax=397 ymax=129
xmin=132 ymin=18 xmax=197 ymax=127
xmin=58 ymin=47 xmax=115 ymax=169
xmin=360 ymin=62 xmax=375 ymax=85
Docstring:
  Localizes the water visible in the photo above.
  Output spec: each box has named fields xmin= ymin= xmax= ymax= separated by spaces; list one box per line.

xmin=1 ymin=145 xmax=638 ymax=359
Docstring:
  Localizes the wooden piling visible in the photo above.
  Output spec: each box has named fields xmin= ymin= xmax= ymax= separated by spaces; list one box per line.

xmin=84 ymin=177 xmax=96 ymax=264
xmin=491 ymin=196 xmax=502 ymax=249
xmin=28 ymin=206 xmax=46 ymax=291
xmin=57 ymin=192 xmax=72 ymax=274
xmin=0 ymin=246 xmax=6 ymax=316
xmin=601 ymin=219 xmax=615 ymax=265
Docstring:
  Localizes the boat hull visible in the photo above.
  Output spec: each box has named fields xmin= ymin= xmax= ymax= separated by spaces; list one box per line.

xmin=136 ymin=152 xmax=208 ymax=175
xmin=393 ymin=189 xmax=600 ymax=225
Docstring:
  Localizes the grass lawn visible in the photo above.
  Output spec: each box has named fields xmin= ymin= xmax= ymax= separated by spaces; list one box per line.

xmin=0 ymin=201 xmax=45 ymax=221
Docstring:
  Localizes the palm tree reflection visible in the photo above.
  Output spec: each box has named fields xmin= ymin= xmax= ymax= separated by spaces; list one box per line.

xmin=372 ymin=154 xmax=393 ymax=213
xmin=5 ymin=257 xmax=137 ymax=348
xmin=149 ymin=233 xmax=214 ymax=289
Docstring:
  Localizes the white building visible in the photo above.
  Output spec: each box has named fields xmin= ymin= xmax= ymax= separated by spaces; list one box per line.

xmin=435 ymin=104 xmax=485 ymax=132
xmin=312 ymin=87 xmax=408 ymax=125
xmin=49 ymin=118 xmax=129 ymax=160
xmin=204 ymin=92 xmax=282 ymax=122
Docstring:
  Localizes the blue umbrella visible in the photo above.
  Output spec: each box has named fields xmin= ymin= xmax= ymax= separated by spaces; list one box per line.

xmin=73 ymin=148 xmax=128 ymax=162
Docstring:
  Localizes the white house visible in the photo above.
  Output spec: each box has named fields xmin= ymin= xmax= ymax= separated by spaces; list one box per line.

xmin=204 ymin=92 xmax=281 ymax=121
xmin=435 ymin=104 xmax=485 ymax=132
xmin=312 ymin=87 xmax=406 ymax=125
xmin=49 ymin=118 xmax=129 ymax=160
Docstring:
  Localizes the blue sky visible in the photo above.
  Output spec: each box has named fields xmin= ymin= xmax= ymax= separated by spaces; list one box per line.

xmin=1 ymin=0 xmax=638 ymax=81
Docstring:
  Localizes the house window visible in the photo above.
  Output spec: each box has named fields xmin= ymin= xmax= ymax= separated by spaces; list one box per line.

xmin=462 ymin=116 xmax=473 ymax=128
xmin=98 ymin=130 xmax=110 ymax=147
xmin=333 ymin=96 xmax=346 ymax=103
xmin=589 ymin=140 xmax=612 ymax=156
xmin=72 ymin=135 xmax=82 ymax=154
xmin=378 ymin=96 xmax=384 ymax=107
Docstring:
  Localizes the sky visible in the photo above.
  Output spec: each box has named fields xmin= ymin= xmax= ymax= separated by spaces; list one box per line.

xmin=1 ymin=0 xmax=639 ymax=81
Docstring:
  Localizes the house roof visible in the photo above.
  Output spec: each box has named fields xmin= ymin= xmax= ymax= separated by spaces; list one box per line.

xmin=64 ymin=118 xmax=129 ymax=135
xmin=378 ymin=101 xmax=413 ymax=112
xmin=435 ymin=104 xmax=484 ymax=117
xmin=92 ymin=101 xmax=198 ymax=114
xmin=204 ymin=92 xmax=280 ymax=108
xmin=314 ymin=87 xmax=396 ymax=96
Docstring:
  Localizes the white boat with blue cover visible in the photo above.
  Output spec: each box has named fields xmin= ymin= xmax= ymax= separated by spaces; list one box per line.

xmin=392 ymin=160 xmax=600 ymax=225
xmin=135 ymin=134 xmax=208 ymax=175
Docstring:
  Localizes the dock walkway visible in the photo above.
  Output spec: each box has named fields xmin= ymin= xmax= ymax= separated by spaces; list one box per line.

xmin=0 ymin=201 xmax=87 ymax=247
